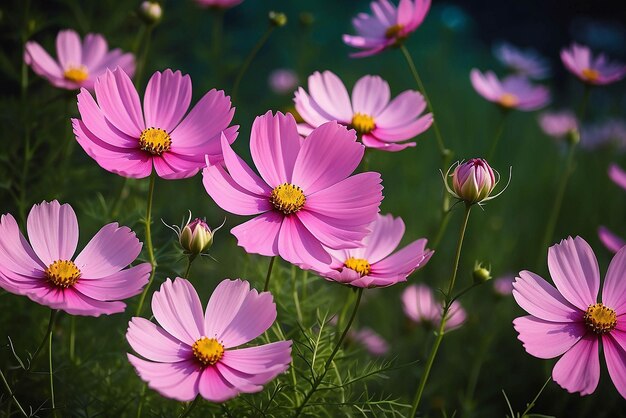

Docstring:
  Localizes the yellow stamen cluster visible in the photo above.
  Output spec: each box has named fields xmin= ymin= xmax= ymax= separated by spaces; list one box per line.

xmin=270 ymin=183 xmax=306 ymax=215
xmin=45 ymin=260 xmax=81 ymax=288
xmin=498 ymin=93 xmax=519 ymax=108
xmin=351 ymin=113 xmax=376 ymax=135
xmin=139 ymin=127 xmax=171 ymax=155
xmin=385 ymin=24 xmax=404 ymax=39
xmin=581 ymin=68 xmax=600 ymax=82
xmin=192 ymin=337 xmax=224 ymax=366
xmin=64 ymin=66 xmax=89 ymax=83
xmin=344 ymin=257 xmax=371 ymax=276
xmin=584 ymin=303 xmax=617 ymax=335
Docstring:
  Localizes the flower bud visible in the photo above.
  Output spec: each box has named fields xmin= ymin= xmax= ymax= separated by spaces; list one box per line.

xmin=180 ymin=219 xmax=213 ymax=256
xmin=472 ymin=262 xmax=492 ymax=284
xmin=566 ymin=128 xmax=580 ymax=145
xmin=453 ymin=158 xmax=495 ymax=203
xmin=269 ymin=11 xmax=287 ymax=27
xmin=139 ymin=1 xmax=163 ymax=24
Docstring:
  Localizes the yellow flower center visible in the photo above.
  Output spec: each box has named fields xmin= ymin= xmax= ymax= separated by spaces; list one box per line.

xmin=344 ymin=257 xmax=371 ymax=276
xmin=270 ymin=183 xmax=306 ymax=215
xmin=45 ymin=260 xmax=81 ymax=288
xmin=192 ymin=337 xmax=224 ymax=366
xmin=498 ymin=93 xmax=519 ymax=108
xmin=139 ymin=127 xmax=171 ymax=155
xmin=385 ymin=24 xmax=404 ymax=39
xmin=581 ymin=68 xmax=600 ymax=82
xmin=64 ymin=65 xmax=89 ymax=83
xmin=351 ymin=113 xmax=376 ymax=135
xmin=584 ymin=303 xmax=617 ymax=335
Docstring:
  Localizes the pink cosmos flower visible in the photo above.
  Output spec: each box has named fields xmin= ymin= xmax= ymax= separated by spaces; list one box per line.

xmin=0 ymin=201 xmax=150 ymax=316
xmin=194 ymin=0 xmax=243 ymax=8
xmin=513 ymin=236 xmax=626 ymax=398
xmin=202 ymin=111 xmax=383 ymax=271
xmin=598 ymin=164 xmax=626 ymax=253
xmin=127 ymin=278 xmax=291 ymax=402
xmin=561 ymin=43 xmax=626 ymax=86
xmin=538 ymin=111 xmax=578 ymax=140
xmin=343 ymin=0 xmax=431 ymax=57
xmin=294 ymin=71 xmax=433 ymax=152
xmin=493 ymin=275 xmax=514 ymax=296
xmin=493 ymin=42 xmax=550 ymax=79
xmin=351 ymin=327 xmax=389 ymax=356
xmin=470 ymin=69 xmax=550 ymax=111
xmin=314 ymin=213 xmax=433 ymax=288
xmin=72 ymin=68 xmax=237 ymax=179
xmin=24 ymin=29 xmax=134 ymax=91
xmin=268 ymin=69 xmax=299 ymax=95
xmin=402 ymin=284 xmax=466 ymax=331
xmin=580 ymin=119 xmax=626 ymax=151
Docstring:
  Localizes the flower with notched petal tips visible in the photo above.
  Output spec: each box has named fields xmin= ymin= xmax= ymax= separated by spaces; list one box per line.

xmin=470 ymin=69 xmax=550 ymax=111
xmin=561 ymin=43 xmax=626 ymax=86
xmin=402 ymin=284 xmax=466 ymax=331
xmin=598 ymin=164 xmax=626 ymax=254
xmin=493 ymin=42 xmax=550 ymax=79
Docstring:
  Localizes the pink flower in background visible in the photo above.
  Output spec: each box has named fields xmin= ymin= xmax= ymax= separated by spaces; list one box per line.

xmin=295 ymin=71 xmax=432 ymax=151
xmin=194 ymin=0 xmax=243 ymax=8
xmin=513 ymin=236 xmax=626 ymax=398
xmin=598 ymin=164 xmax=626 ymax=253
xmin=202 ymin=111 xmax=383 ymax=271
xmin=351 ymin=327 xmax=389 ymax=356
xmin=493 ymin=42 xmax=550 ymax=79
xmin=343 ymin=0 xmax=431 ymax=57
xmin=269 ymin=69 xmax=299 ymax=95
xmin=402 ymin=284 xmax=467 ymax=331
xmin=538 ymin=111 xmax=578 ymax=139
xmin=561 ymin=43 xmax=626 ymax=85
xmin=315 ymin=214 xmax=433 ymax=288
xmin=24 ymin=29 xmax=134 ymax=91
xmin=580 ymin=119 xmax=626 ymax=151
xmin=127 ymin=278 xmax=291 ymax=401
xmin=0 ymin=201 xmax=150 ymax=316
xmin=493 ymin=275 xmax=514 ymax=296
xmin=72 ymin=68 xmax=237 ymax=179
xmin=470 ymin=69 xmax=550 ymax=111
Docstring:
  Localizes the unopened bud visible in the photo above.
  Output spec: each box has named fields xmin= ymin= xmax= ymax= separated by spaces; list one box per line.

xmin=180 ymin=219 xmax=213 ymax=256
xmin=444 ymin=158 xmax=510 ymax=205
xmin=139 ymin=1 xmax=163 ymax=24
xmin=566 ymin=129 xmax=580 ymax=145
xmin=472 ymin=262 xmax=492 ymax=284
xmin=269 ymin=11 xmax=287 ymax=27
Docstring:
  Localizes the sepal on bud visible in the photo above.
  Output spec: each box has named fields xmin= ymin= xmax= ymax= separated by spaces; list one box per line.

xmin=139 ymin=1 xmax=163 ymax=25
xmin=442 ymin=158 xmax=511 ymax=205
xmin=472 ymin=261 xmax=492 ymax=284
xmin=163 ymin=212 xmax=224 ymax=258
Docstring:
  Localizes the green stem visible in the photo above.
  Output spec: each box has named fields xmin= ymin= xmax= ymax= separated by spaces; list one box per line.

xmin=136 ymin=384 xmax=146 ymax=418
xmin=399 ymin=44 xmax=449 ymax=162
xmin=133 ymin=25 xmax=154 ymax=90
xmin=69 ymin=316 xmax=76 ymax=363
xmin=521 ymin=377 xmax=551 ymax=416
xmin=410 ymin=205 xmax=472 ymax=417
xmin=183 ymin=256 xmax=195 ymax=280
xmin=0 ymin=369 xmax=27 ymax=417
xmin=110 ymin=178 xmax=129 ymax=219
xmin=49 ymin=317 xmax=56 ymax=415
xmin=263 ymin=256 xmax=276 ymax=292
xmin=487 ymin=110 xmax=509 ymax=161
xmin=179 ymin=395 xmax=200 ymax=418
xmin=135 ymin=172 xmax=157 ymax=317
xmin=232 ymin=25 xmax=276 ymax=101
xmin=28 ymin=309 xmax=57 ymax=371
xmin=293 ymin=288 xmax=363 ymax=417
xmin=430 ymin=207 xmax=451 ymax=250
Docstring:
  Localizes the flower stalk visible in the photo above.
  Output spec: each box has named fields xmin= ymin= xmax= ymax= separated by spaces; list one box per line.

xmin=135 ymin=172 xmax=157 ymax=316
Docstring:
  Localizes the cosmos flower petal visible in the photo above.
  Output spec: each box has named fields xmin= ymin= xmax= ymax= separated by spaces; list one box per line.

xmin=126 ymin=317 xmax=191 ymax=363
xmin=198 ymin=367 xmax=239 ymax=402
xmin=306 ymin=71 xmax=353 ymax=122
xmin=0 ymin=213 xmax=46 ymax=276
xmin=444 ymin=301 xmax=466 ymax=331
xmin=218 ymin=342 xmax=292 ymax=381
xmin=127 ymin=355 xmax=200 ymax=402
xmin=81 ymin=33 xmax=108 ymax=69
xmin=402 ymin=284 xmax=439 ymax=323
xmin=204 ymin=279 xmax=251 ymax=339
xmin=143 ymin=69 xmax=192 ymax=132
xmin=373 ymin=239 xmax=432 ymax=275
xmin=294 ymin=87 xmax=336 ymax=129
xmin=361 ymin=213 xmax=404 ymax=263
xmin=375 ymin=90 xmax=427 ymax=128
xmin=598 ymin=226 xmax=625 ymax=254
xmin=231 ymin=212 xmax=282 ymax=257
xmin=513 ymin=315 xmax=585 ymax=359
xmin=373 ymin=113 xmax=433 ymax=141
xmin=351 ymin=75 xmax=390 ymax=116
xmin=361 ymin=134 xmax=416 ymax=151
xmin=56 ymin=29 xmax=82 ymax=70
xmin=74 ymin=263 xmax=151 ymax=301
xmin=151 ymin=278 xmax=204 ymax=345
xmin=552 ymin=334 xmax=600 ymax=396
xmin=609 ymin=164 xmax=626 ymax=191
xmin=278 ymin=216 xmax=332 ymax=271
xmin=512 ymin=270 xmax=580 ymax=322
xmin=26 ymin=200 xmax=79 ymax=266
xmin=603 ymin=333 xmax=626 ymax=399
xmin=24 ymin=41 xmax=63 ymax=80
xmin=27 ymin=285 xmax=126 ymax=316
xmin=602 ymin=245 xmax=626 ymax=315
xmin=94 ymin=68 xmax=145 ymax=137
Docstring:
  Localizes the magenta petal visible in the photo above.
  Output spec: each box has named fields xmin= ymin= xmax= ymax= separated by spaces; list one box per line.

xmin=220 ymin=134 xmax=272 ymax=196
xmin=602 ymin=245 xmax=626 ymax=315
xmin=231 ymin=212 xmax=282 ymax=257
xmin=351 ymin=75 xmax=390 ymax=116
xmin=26 ymin=200 xmax=78 ymax=266
xmin=306 ymin=71 xmax=353 ymax=122
xmin=512 ymin=270 xmax=580 ymax=322
xmin=56 ymin=29 xmax=82 ymax=70
xmin=552 ymin=334 xmax=600 ymax=396
xmin=513 ymin=315 xmax=584 ymax=359
xmin=27 ymin=285 xmax=126 ymax=316
xmin=81 ymin=33 xmax=108 ymax=69
xmin=294 ymin=87 xmax=336 ymax=129
xmin=151 ymin=278 xmax=204 ymax=345
xmin=297 ymin=210 xmax=369 ymax=250
xmin=278 ymin=216 xmax=332 ymax=271
xmin=24 ymin=41 xmax=63 ymax=81
xmin=218 ymin=287 xmax=277 ymax=348
xmin=609 ymin=164 xmax=626 ymax=191
xmin=598 ymin=226 xmax=625 ymax=254
xmin=373 ymin=239 xmax=432 ymax=276
xmin=0 ymin=213 xmax=45 ymax=276
xmin=250 ymin=111 xmax=301 ymax=187
xmin=363 ymin=214 xmax=404 ymax=263
xmin=547 ymin=236 xmax=600 ymax=311
xmin=126 ymin=317 xmax=191 ymax=363
xmin=361 ymin=134 xmax=416 ymax=152
xmin=604 ymin=331 xmax=626 ymax=399
xmin=94 ymin=68 xmax=145 ymax=137
xmin=143 ymin=69 xmax=192 ymax=132
xmin=444 ymin=301 xmax=466 ymax=331
xmin=74 ymin=263 xmax=151 ymax=301
xmin=127 ymin=355 xmax=200 ymax=402
xmin=198 ymin=367 xmax=239 ymax=402
xmin=74 ymin=223 xmax=143 ymax=278
xmin=376 ymin=90 xmax=427 ymax=128
xmin=204 ymin=279 xmax=251 ymax=339
xmin=402 ymin=284 xmax=439 ymax=323
xmin=221 ymin=341 xmax=292 ymax=376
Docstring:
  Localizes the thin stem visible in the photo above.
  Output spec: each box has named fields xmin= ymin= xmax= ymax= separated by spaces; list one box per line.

xmin=110 ymin=178 xmax=129 ymax=219
xmin=399 ymin=44 xmax=449 ymax=161
xmin=135 ymin=384 xmax=146 ymax=418
xmin=430 ymin=208 xmax=451 ymax=250
xmin=521 ymin=377 xmax=552 ymax=416
xmin=232 ymin=26 xmax=276 ymax=101
xmin=135 ymin=172 xmax=157 ymax=316
xmin=69 ymin=316 xmax=76 ymax=363
xmin=49 ymin=319 xmax=56 ymax=415
xmin=28 ymin=309 xmax=57 ymax=371
xmin=133 ymin=25 xmax=154 ymax=90
xmin=263 ymin=256 xmax=276 ymax=292
xmin=178 ymin=395 xmax=201 ymax=418
xmin=293 ymin=288 xmax=364 ymax=417
xmin=410 ymin=205 xmax=472 ymax=417
xmin=183 ymin=256 xmax=195 ymax=280
xmin=487 ymin=110 xmax=509 ymax=161
xmin=0 ymin=369 xmax=27 ymax=417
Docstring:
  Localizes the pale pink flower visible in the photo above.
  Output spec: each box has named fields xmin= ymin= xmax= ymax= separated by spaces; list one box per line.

xmin=202 ymin=111 xmax=383 ymax=271
xmin=470 ymin=69 xmax=550 ymax=111
xmin=314 ymin=213 xmax=433 ymax=288
xmin=343 ymin=0 xmax=431 ymax=57
xmin=351 ymin=327 xmax=389 ymax=356
xmin=493 ymin=275 xmax=514 ymax=296
xmin=493 ymin=42 xmax=550 ymax=79
xmin=561 ymin=43 xmax=626 ymax=85
xmin=513 ymin=236 xmax=626 ymax=398
xmin=0 ymin=201 xmax=150 ymax=316
xmin=24 ymin=29 xmax=134 ymax=91
xmin=402 ymin=284 xmax=466 ymax=331
xmin=194 ymin=0 xmax=243 ymax=8
xmin=598 ymin=164 xmax=626 ymax=253
xmin=268 ymin=69 xmax=299 ymax=95
xmin=72 ymin=68 xmax=237 ymax=179
xmin=580 ymin=119 xmax=626 ymax=151
xmin=538 ymin=111 xmax=578 ymax=139
xmin=295 ymin=71 xmax=432 ymax=151
xmin=127 ymin=278 xmax=291 ymax=401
